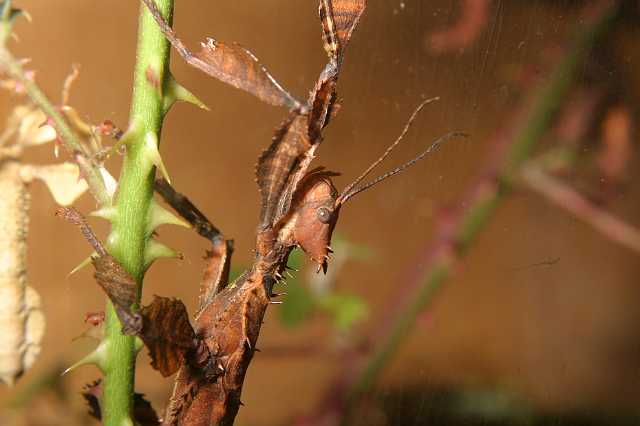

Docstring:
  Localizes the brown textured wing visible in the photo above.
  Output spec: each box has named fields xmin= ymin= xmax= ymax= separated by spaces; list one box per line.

xmin=192 ymin=39 xmax=301 ymax=109
xmin=319 ymin=0 xmax=367 ymax=61
xmin=256 ymin=113 xmax=312 ymax=228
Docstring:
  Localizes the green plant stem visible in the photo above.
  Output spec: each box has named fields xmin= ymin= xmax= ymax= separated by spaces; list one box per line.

xmin=101 ymin=1 xmax=173 ymax=425
xmin=0 ymin=47 xmax=110 ymax=206
xmin=342 ymin=3 xmax=619 ymax=423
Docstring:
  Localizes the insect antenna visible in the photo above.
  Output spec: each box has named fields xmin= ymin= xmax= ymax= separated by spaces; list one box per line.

xmin=337 ymin=97 xmax=440 ymax=203
xmin=336 ymin=131 xmax=467 ymax=205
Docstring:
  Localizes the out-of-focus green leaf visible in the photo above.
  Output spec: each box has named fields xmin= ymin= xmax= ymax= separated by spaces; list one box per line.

xmin=286 ymin=246 xmax=305 ymax=271
xmin=318 ymin=293 xmax=368 ymax=332
xmin=228 ymin=266 xmax=245 ymax=283
xmin=332 ymin=233 xmax=375 ymax=261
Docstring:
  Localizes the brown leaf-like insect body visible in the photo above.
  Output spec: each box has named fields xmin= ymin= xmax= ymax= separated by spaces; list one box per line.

xmin=134 ymin=2 xmax=466 ymax=425
xmin=139 ymin=296 xmax=202 ymax=377
xmin=319 ymin=0 xmax=366 ymax=61
xmin=307 ymin=63 xmax=339 ymax=142
xmin=254 ymin=63 xmax=341 ymax=231
xmin=164 ymin=267 xmax=275 ymax=426
xmin=277 ymin=169 xmax=340 ymax=273
xmin=256 ymin=113 xmax=312 ymax=229
xmin=254 ymin=0 xmax=366 ymax=230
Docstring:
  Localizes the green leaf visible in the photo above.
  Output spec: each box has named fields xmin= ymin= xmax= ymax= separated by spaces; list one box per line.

xmin=286 ymin=246 xmax=304 ymax=271
xmin=279 ymin=278 xmax=315 ymax=328
xmin=318 ymin=293 xmax=368 ymax=332
xmin=331 ymin=233 xmax=375 ymax=261
xmin=228 ymin=266 xmax=246 ymax=283
xmin=278 ymin=249 xmax=314 ymax=328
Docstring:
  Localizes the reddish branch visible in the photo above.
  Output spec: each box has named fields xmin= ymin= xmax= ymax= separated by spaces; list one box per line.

xmin=521 ymin=164 xmax=640 ymax=253
xmin=428 ymin=0 xmax=491 ymax=52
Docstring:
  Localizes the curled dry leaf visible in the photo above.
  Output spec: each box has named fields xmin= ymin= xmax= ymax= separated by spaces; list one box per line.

xmin=0 ymin=160 xmax=45 ymax=386
xmin=0 ymin=104 xmax=56 ymax=148
xmin=19 ymin=162 xmax=88 ymax=206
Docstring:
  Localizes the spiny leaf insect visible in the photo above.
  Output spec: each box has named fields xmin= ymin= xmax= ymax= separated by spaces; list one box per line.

xmin=59 ymin=1 xmax=466 ymax=424
xmin=140 ymin=0 xmax=465 ymax=275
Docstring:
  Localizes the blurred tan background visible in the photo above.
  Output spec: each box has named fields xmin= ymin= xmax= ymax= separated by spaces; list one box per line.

xmin=1 ymin=1 xmax=639 ymax=425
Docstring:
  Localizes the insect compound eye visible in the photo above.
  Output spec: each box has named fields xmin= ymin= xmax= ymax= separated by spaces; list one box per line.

xmin=316 ymin=206 xmax=333 ymax=224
